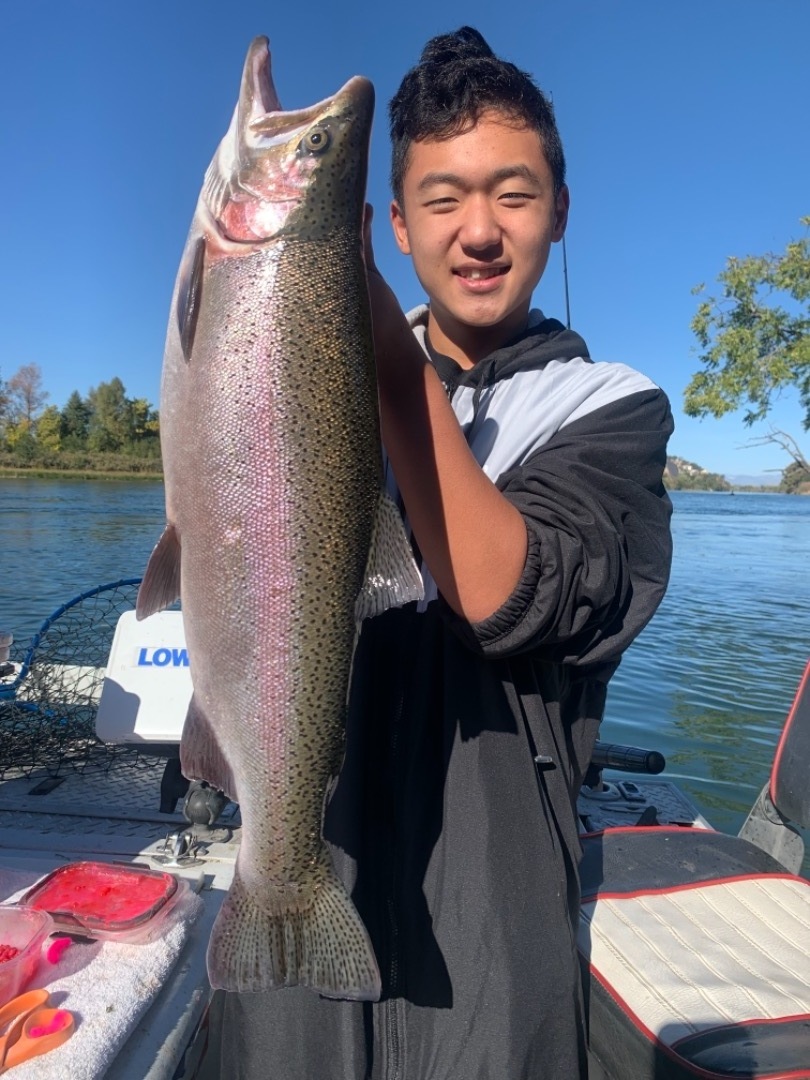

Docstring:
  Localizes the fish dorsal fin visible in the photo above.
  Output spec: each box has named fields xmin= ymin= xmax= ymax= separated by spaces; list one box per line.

xmin=136 ymin=524 xmax=182 ymax=619
xmin=354 ymin=491 xmax=424 ymax=622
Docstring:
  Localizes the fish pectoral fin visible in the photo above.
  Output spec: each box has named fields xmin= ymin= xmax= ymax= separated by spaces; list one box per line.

xmin=176 ymin=234 xmax=206 ymax=363
xmin=207 ymin=863 xmax=381 ymax=1001
xmin=354 ymin=490 xmax=424 ymax=621
xmin=136 ymin=524 xmax=182 ymax=619
xmin=180 ymin=694 xmax=237 ymax=801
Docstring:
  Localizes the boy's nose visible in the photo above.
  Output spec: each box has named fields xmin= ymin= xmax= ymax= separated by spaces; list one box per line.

xmin=459 ymin=197 xmax=501 ymax=250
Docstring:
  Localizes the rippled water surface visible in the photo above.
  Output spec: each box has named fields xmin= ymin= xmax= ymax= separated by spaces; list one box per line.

xmin=1 ymin=480 xmax=808 ymax=836
xmin=0 ymin=477 xmax=165 ymax=639
xmin=603 ymin=491 xmax=809 ymax=834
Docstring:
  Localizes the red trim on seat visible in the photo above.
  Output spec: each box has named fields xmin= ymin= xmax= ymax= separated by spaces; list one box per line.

xmin=670 ymin=1013 xmax=810 ymax=1049
xmin=580 ymin=824 xmax=713 ymax=840
xmin=771 ymin=659 xmax=810 ymax=807
xmin=584 ymin=964 xmax=810 ymax=1079
xmin=581 ymin=871 xmax=807 ymax=904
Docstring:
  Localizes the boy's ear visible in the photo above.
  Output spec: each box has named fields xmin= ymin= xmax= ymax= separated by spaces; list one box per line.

xmin=390 ymin=201 xmax=411 ymax=255
xmin=553 ymin=185 xmax=570 ymax=243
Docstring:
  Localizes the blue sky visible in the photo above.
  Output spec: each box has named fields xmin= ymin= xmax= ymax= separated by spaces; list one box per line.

xmin=2 ymin=0 xmax=807 ymax=479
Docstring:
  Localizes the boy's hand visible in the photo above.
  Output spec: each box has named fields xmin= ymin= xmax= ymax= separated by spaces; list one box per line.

xmin=362 ymin=203 xmax=379 ymax=277
xmin=362 ymin=203 xmax=409 ymax=358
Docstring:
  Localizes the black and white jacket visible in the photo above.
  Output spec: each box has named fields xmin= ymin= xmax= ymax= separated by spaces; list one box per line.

xmin=397 ymin=305 xmax=673 ymax=666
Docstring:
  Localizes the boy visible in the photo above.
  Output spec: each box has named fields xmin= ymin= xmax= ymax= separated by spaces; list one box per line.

xmin=204 ymin=25 xmax=672 ymax=1079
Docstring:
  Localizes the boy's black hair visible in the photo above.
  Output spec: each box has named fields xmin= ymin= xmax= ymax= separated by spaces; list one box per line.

xmin=389 ymin=26 xmax=566 ymax=204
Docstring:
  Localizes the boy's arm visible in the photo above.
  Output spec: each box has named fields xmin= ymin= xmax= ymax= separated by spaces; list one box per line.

xmin=365 ymin=238 xmax=528 ymax=624
xmin=444 ymin=389 xmax=674 ymax=663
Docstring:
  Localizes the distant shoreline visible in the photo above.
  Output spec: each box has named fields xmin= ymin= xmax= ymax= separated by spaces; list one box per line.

xmin=0 ymin=467 xmax=798 ymax=493
xmin=0 ymin=467 xmax=163 ymax=481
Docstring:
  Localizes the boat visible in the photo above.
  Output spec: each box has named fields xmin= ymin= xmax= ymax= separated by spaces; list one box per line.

xmin=1 ymin=581 xmax=808 ymax=1078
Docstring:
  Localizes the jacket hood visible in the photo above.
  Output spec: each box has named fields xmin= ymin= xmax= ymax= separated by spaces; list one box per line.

xmin=406 ymin=305 xmax=591 ymax=395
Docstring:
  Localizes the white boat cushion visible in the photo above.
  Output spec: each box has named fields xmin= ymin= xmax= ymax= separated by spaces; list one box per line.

xmin=579 ymin=875 xmax=810 ymax=1048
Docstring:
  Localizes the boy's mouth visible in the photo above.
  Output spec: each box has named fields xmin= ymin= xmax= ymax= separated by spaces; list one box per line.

xmin=454 ymin=265 xmax=509 ymax=281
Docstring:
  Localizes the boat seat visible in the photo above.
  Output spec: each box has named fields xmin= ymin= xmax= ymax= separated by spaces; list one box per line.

xmin=579 ymin=661 xmax=810 ymax=1080
xmin=579 ymin=827 xmax=810 ymax=1079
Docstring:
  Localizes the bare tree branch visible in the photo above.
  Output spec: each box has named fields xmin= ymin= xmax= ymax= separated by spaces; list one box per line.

xmin=742 ymin=427 xmax=810 ymax=472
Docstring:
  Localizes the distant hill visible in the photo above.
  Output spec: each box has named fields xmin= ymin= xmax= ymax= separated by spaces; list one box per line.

xmin=664 ymin=456 xmax=731 ymax=491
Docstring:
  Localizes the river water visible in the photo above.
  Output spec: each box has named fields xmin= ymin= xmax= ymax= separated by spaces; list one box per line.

xmin=1 ymin=478 xmax=808 ymax=837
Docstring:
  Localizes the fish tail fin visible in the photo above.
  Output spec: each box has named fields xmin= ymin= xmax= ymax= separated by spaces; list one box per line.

xmin=207 ymin=864 xmax=381 ymax=1001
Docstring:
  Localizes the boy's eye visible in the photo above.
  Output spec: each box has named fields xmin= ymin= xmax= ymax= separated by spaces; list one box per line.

xmin=425 ymin=197 xmax=457 ymax=209
xmin=500 ymin=192 xmax=533 ymax=203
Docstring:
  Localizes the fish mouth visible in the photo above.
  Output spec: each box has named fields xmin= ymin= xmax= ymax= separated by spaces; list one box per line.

xmin=239 ymin=38 xmax=372 ymax=152
xmin=238 ymin=36 xmax=327 ymax=147
xmin=202 ymin=37 xmax=372 ymax=246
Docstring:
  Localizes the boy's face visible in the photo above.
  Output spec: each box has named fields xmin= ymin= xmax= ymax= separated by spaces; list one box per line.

xmin=391 ymin=110 xmax=568 ymax=365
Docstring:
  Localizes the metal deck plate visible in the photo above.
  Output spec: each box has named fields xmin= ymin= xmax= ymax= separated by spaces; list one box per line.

xmin=578 ymin=777 xmax=711 ymax=832
xmin=0 ymin=763 xmax=240 ymax=823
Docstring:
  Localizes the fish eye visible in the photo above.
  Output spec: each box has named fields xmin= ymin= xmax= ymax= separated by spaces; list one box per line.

xmin=301 ymin=127 xmax=331 ymax=154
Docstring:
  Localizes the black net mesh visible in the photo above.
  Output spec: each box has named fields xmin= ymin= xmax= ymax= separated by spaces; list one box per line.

xmin=0 ymin=580 xmax=171 ymax=780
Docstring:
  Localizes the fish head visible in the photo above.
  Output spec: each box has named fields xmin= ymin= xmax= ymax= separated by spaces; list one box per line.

xmin=202 ymin=36 xmax=374 ymax=248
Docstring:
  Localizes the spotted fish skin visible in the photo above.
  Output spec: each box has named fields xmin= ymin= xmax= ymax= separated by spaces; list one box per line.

xmin=137 ymin=37 xmax=421 ymax=1000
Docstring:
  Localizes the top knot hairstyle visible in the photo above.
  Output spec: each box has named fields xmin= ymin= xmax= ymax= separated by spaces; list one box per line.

xmin=388 ymin=26 xmax=566 ymax=204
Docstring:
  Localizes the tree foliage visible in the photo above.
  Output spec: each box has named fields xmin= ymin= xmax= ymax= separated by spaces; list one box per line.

xmin=36 ymin=405 xmax=63 ymax=453
xmin=780 ymin=460 xmax=810 ymax=494
xmin=0 ymin=365 xmax=160 ymax=472
xmin=87 ymin=377 xmax=131 ymax=451
xmin=685 ymin=217 xmax=810 ymax=430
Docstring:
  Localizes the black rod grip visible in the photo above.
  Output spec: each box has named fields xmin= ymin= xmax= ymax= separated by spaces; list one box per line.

xmin=591 ymin=741 xmax=666 ymax=774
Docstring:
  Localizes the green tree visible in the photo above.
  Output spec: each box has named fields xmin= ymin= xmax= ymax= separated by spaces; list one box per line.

xmin=780 ymin=460 xmax=810 ymax=494
xmin=87 ymin=377 xmax=130 ymax=451
xmin=60 ymin=390 xmax=91 ymax=449
xmin=129 ymin=397 xmax=160 ymax=440
xmin=36 ymin=404 xmax=63 ymax=453
xmin=685 ymin=217 xmax=810 ymax=430
xmin=5 ymin=418 xmax=36 ymax=461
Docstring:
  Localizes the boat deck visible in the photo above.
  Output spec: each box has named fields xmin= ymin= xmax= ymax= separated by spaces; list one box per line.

xmin=0 ymin=759 xmax=240 ymax=1080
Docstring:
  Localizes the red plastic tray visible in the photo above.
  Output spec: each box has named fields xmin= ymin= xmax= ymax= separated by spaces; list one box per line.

xmin=21 ymin=861 xmax=178 ymax=939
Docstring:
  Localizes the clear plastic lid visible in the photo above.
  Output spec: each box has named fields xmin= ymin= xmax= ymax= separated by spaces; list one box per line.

xmin=21 ymin=861 xmax=178 ymax=935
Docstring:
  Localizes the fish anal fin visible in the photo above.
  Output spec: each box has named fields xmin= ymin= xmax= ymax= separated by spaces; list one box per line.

xmin=180 ymin=693 xmax=237 ymax=801
xmin=207 ymin=863 xmax=381 ymax=1001
xmin=136 ymin=525 xmax=182 ymax=620
xmin=354 ymin=490 xmax=424 ymax=621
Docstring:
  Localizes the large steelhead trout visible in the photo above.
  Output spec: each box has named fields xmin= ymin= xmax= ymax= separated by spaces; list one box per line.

xmin=137 ymin=37 xmax=421 ymax=1000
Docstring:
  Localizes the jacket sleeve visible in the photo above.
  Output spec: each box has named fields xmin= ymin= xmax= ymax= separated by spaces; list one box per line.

xmin=441 ymin=387 xmax=674 ymax=665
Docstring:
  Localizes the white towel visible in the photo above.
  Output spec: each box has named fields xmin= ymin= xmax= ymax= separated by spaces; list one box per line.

xmin=1 ymin=867 xmax=204 ymax=1079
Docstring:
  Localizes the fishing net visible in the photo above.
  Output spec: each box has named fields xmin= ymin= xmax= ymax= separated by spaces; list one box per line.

xmin=0 ymin=580 xmax=171 ymax=780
